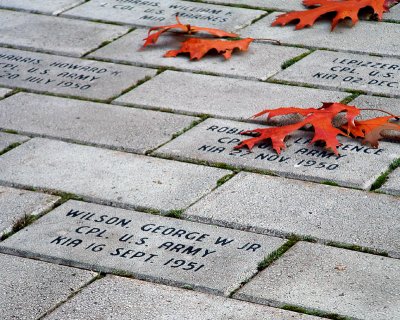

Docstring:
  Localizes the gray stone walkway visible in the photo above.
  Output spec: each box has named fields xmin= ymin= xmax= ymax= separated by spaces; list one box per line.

xmin=0 ymin=1 xmax=399 ymax=319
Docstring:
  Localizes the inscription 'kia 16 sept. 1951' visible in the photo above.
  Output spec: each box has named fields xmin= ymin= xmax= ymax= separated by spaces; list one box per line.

xmin=154 ymin=119 xmax=400 ymax=190
xmin=0 ymin=201 xmax=285 ymax=296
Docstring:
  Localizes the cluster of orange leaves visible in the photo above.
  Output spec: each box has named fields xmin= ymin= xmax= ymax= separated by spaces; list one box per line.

xmin=142 ymin=16 xmax=253 ymax=60
xmin=235 ymin=103 xmax=400 ymax=155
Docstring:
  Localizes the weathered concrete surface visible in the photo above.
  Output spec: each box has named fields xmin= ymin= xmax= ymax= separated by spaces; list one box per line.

xmin=0 ymin=200 xmax=286 ymax=295
xmin=0 ymin=186 xmax=59 ymax=236
xmin=0 ymin=48 xmax=157 ymax=100
xmin=63 ymin=0 xmax=265 ymax=30
xmin=114 ymin=70 xmax=349 ymax=119
xmin=185 ymin=172 xmax=400 ymax=258
xmin=0 ymin=93 xmax=197 ymax=153
xmin=0 ymin=132 xmax=29 ymax=153
xmin=379 ymin=168 xmax=400 ymax=196
xmin=90 ymin=29 xmax=309 ymax=81
xmin=0 ymin=253 xmax=97 ymax=320
xmin=45 ymin=276 xmax=327 ymax=319
xmin=0 ymin=138 xmax=230 ymax=211
xmin=0 ymin=10 xmax=130 ymax=57
xmin=0 ymin=0 xmax=84 ymax=15
xmin=235 ymin=242 xmax=400 ymax=320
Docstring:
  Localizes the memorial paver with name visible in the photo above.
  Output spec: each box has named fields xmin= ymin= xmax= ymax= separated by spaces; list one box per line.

xmin=0 ymin=253 xmax=97 ymax=320
xmin=185 ymin=172 xmax=400 ymax=258
xmin=0 ymin=48 xmax=157 ymax=100
xmin=0 ymin=186 xmax=59 ymax=236
xmin=0 ymin=138 xmax=230 ymax=211
xmin=0 ymin=132 xmax=29 ymax=153
xmin=241 ymin=12 xmax=400 ymax=58
xmin=0 ymin=93 xmax=197 ymax=153
xmin=63 ymin=0 xmax=264 ymax=30
xmin=0 ymin=0 xmax=85 ymax=15
xmin=273 ymin=50 xmax=400 ymax=97
xmin=114 ymin=71 xmax=349 ymax=119
xmin=0 ymin=200 xmax=286 ymax=295
xmin=45 ymin=276 xmax=325 ymax=320
xmin=153 ymin=118 xmax=400 ymax=189
xmin=199 ymin=0 xmax=305 ymax=11
xmin=0 ymin=9 xmax=130 ymax=57
xmin=379 ymin=169 xmax=400 ymax=196
xmin=89 ymin=29 xmax=309 ymax=81
xmin=235 ymin=242 xmax=400 ymax=320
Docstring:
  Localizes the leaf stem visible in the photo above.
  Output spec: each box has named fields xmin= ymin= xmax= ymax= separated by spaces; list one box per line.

xmin=359 ymin=108 xmax=400 ymax=120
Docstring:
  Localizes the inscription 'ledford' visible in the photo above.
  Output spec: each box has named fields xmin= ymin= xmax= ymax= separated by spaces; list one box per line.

xmin=154 ymin=119 xmax=400 ymax=190
xmin=273 ymin=50 xmax=400 ymax=97
xmin=63 ymin=0 xmax=264 ymax=30
xmin=0 ymin=48 xmax=156 ymax=100
xmin=0 ymin=201 xmax=286 ymax=295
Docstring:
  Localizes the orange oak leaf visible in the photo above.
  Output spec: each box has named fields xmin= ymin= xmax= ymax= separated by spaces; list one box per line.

xmin=346 ymin=116 xmax=400 ymax=147
xmin=235 ymin=103 xmax=360 ymax=154
xmin=272 ymin=0 xmax=387 ymax=30
xmin=143 ymin=16 xmax=238 ymax=47
xmin=164 ymin=38 xmax=254 ymax=60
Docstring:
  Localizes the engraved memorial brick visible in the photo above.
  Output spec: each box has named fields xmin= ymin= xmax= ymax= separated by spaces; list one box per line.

xmin=63 ymin=0 xmax=264 ymax=30
xmin=273 ymin=50 xmax=400 ymax=97
xmin=0 ymin=138 xmax=230 ymax=211
xmin=0 ymin=48 xmax=156 ymax=100
xmin=0 ymin=201 xmax=286 ymax=295
xmin=154 ymin=118 xmax=400 ymax=189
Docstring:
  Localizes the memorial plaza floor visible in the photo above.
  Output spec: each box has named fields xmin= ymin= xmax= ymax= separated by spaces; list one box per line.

xmin=0 ymin=1 xmax=399 ymax=319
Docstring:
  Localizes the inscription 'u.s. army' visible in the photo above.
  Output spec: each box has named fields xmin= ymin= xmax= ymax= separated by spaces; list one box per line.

xmin=0 ymin=201 xmax=285 ymax=296
xmin=0 ymin=47 xmax=156 ymax=100
xmin=273 ymin=50 xmax=400 ymax=97
xmin=154 ymin=119 xmax=400 ymax=190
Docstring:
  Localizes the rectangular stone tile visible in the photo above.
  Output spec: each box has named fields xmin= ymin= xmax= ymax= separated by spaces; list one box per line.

xmin=114 ymin=71 xmax=349 ymax=119
xmin=384 ymin=3 xmax=400 ymax=21
xmin=235 ymin=242 xmax=400 ymax=320
xmin=0 ymin=87 xmax=11 ymax=97
xmin=0 ymin=10 xmax=130 ymax=57
xmin=0 ymin=93 xmax=197 ymax=153
xmin=379 ymin=169 xmax=400 ymax=196
xmin=45 ymin=275 xmax=325 ymax=320
xmin=89 ymin=28 xmax=309 ymax=81
xmin=0 ymin=253 xmax=96 ymax=320
xmin=0 ymin=186 xmax=59 ymax=236
xmin=153 ymin=118 xmax=400 ymax=189
xmin=273 ymin=50 xmax=400 ymax=97
xmin=185 ymin=172 xmax=400 ymax=258
xmin=0 ymin=200 xmax=286 ymax=295
xmin=0 ymin=138 xmax=230 ymax=211
xmin=0 ymin=48 xmax=156 ymax=100
xmin=0 ymin=0 xmax=85 ymax=15
xmin=63 ymin=0 xmax=264 ymax=30
xmin=241 ymin=12 xmax=400 ymax=58
xmin=0 ymin=132 xmax=29 ymax=153
xmin=197 ymin=0 xmax=305 ymax=11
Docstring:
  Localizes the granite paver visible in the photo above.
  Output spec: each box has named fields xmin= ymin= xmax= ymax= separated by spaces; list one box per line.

xmin=241 ymin=12 xmax=400 ymax=58
xmin=63 ymin=0 xmax=265 ymax=30
xmin=0 ymin=0 xmax=85 ymax=15
xmin=379 ymin=168 xmax=400 ymax=196
xmin=0 ymin=93 xmax=197 ymax=153
xmin=199 ymin=0 xmax=306 ymax=11
xmin=0 ymin=87 xmax=11 ymax=98
xmin=45 ymin=275 xmax=326 ymax=319
xmin=90 ymin=29 xmax=309 ymax=81
xmin=0 ymin=10 xmax=130 ymax=57
xmin=0 ymin=253 xmax=97 ymax=320
xmin=273 ymin=50 xmax=400 ymax=97
xmin=185 ymin=172 xmax=400 ymax=257
xmin=235 ymin=242 xmax=400 ymax=320
xmin=0 ymin=138 xmax=230 ymax=211
xmin=154 ymin=118 xmax=400 ymax=189
xmin=0 ymin=200 xmax=286 ymax=295
xmin=0 ymin=132 xmax=29 ymax=153
xmin=0 ymin=48 xmax=157 ymax=100
xmin=0 ymin=186 xmax=59 ymax=236
xmin=114 ymin=70 xmax=349 ymax=119
xmin=384 ymin=3 xmax=400 ymax=21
